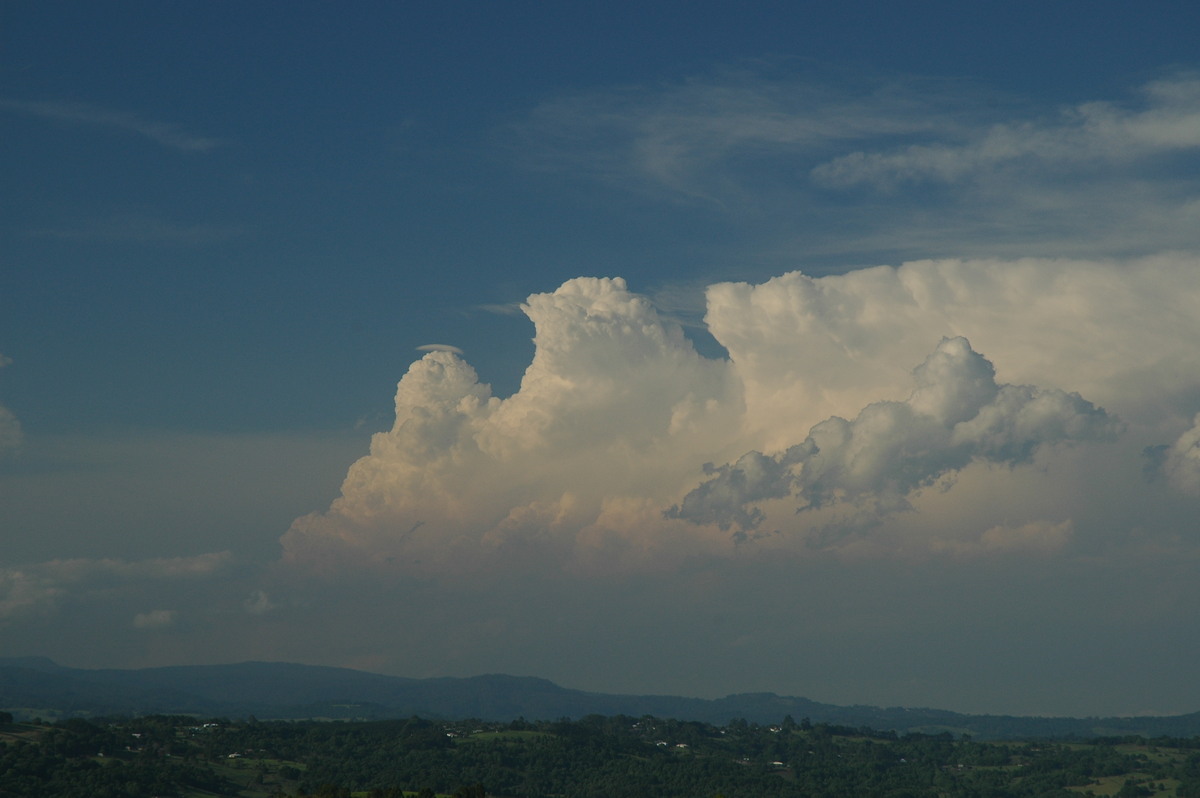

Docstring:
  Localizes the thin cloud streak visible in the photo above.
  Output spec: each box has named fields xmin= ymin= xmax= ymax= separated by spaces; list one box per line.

xmin=811 ymin=74 xmax=1200 ymax=185
xmin=515 ymin=65 xmax=974 ymax=204
xmin=0 ymin=98 xmax=222 ymax=152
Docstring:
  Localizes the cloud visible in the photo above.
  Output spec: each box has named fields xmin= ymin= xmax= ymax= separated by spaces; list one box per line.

xmin=7 ymin=262 xmax=1186 ymax=716
xmin=1146 ymin=413 xmax=1200 ymax=495
xmin=0 ymin=98 xmax=221 ymax=152
xmin=416 ymin=344 xmax=465 ymax=355
xmin=516 ymin=65 xmax=963 ymax=203
xmin=0 ymin=430 xmax=365 ymax=569
xmin=283 ymin=276 xmax=737 ymax=575
xmin=0 ymin=569 xmax=64 ymax=623
xmin=702 ymin=254 xmax=1200 ymax=441
xmin=281 ymin=255 xmax=1200 ymax=577
xmin=242 ymin=589 xmax=278 ymax=615
xmin=669 ymin=337 xmax=1120 ymax=530
xmin=0 ymin=353 xmax=21 ymax=455
xmin=515 ymin=69 xmax=1200 ymax=259
xmin=0 ymin=405 xmax=19 ymax=456
xmin=811 ymin=74 xmax=1200 ymax=188
xmin=666 ymin=449 xmax=803 ymax=532
xmin=133 ymin=609 xmax=178 ymax=630
xmin=0 ymin=553 xmax=232 ymax=622
xmin=930 ymin=519 xmax=1076 ymax=558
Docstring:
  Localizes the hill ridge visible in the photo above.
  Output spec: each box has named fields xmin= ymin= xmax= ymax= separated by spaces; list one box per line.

xmin=2 ymin=657 xmax=1197 ymax=740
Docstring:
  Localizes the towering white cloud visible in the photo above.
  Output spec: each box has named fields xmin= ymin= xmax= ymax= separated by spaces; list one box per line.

xmin=282 ymin=256 xmax=1200 ymax=576
xmin=283 ymin=277 xmax=737 ymax=575
xmin=704 ymin=255 xmax=1200 ymax=440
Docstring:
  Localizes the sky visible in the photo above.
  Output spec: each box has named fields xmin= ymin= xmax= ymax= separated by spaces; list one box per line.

xmin=3 ymin=1 xmax=1200 ymax=718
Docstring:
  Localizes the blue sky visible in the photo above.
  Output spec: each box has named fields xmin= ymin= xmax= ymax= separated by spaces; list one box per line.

xmin=4 ymin=1 xmax=1200 ymax=717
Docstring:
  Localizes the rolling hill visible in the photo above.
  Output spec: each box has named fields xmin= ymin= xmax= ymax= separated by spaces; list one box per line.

xmin=2 ymin=657 xmax=1197 ymax=739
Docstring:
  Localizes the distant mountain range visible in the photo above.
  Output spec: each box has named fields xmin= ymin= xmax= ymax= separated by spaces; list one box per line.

xmin=2 ymin=657 xmax=1198 ymax=740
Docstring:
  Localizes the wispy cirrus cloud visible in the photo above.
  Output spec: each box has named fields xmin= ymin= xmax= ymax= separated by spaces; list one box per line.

xmin=0 ymin=98 xmax=222 ymax=152
xmin=811 ymin=74 xmax=1200 ymax=187
xmin=513 ymin=67 xmax=1200 ymax=260
xmin=514 ymin=65 xmax=970 ymax=203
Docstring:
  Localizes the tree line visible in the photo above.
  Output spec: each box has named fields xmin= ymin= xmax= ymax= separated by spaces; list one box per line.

xmin=3 ymin=711 xmax=1200 ymax=797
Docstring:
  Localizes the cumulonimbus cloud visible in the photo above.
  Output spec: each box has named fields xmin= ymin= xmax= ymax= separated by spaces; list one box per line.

xmin=282 ymin=255 xmax=1200 ymax=577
